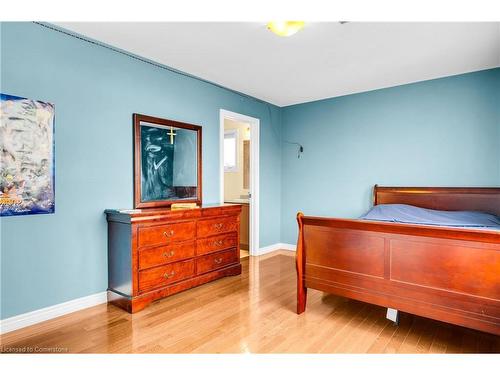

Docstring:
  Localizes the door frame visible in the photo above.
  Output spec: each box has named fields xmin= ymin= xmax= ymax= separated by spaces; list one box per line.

xmin=219 ymin=109 xmax=260 ymax=256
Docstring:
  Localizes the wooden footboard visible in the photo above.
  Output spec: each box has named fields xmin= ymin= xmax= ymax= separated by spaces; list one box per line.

xmin=296 ymin=187 xmax=500 ymax=336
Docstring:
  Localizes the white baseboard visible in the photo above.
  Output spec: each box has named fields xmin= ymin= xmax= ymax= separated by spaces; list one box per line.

xmin=0 ymin=291 xmax=107 ymax=335
xmin=279 ymin=243 xmax=297 ymax=251
xmin=256 ymin=242 xmax=296 ymax=256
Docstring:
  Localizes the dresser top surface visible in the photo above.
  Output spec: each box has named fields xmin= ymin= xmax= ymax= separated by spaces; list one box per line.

xmin=105 ymin=203 xmax=242 ymax=223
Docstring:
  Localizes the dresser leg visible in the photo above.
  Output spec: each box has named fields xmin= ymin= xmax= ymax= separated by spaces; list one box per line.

xmin=108 ymin=290 xmax=150 ymax=313
xmin=226 ymin=263 xmax=242 ymax=276
xmin=129 ymin=298 xmax=151 ymax=313
xmin=107 ymin=290 xmax=132 ymax=312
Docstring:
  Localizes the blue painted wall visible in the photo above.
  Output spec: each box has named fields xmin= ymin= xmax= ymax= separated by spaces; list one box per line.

xmin=0 ymin=22 xmax=282 ymax=319
xmin=281 ymin=68 xmax=500 ymax=244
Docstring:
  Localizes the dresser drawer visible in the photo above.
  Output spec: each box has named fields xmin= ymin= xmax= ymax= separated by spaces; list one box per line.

xmin=138 ymin=221 xmax=196 ymax=247
xmin=197 ymin=232 xmax=238 ymax=256
xmin=138 ymin=259 xmax=195 ymax=292
xmin=139 ymin=241 xmax=195 ymax=270
xmin=197 ymin=216 xmax=239 ymax=238
xmin=196 ymin=249 xmax=239 ymax=275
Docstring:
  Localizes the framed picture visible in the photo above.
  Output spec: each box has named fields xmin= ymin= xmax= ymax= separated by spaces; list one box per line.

xmin=0 ymin=93 xmax=55 ymax=216
xmin=133 ymin=114 xmax=202 ymax=208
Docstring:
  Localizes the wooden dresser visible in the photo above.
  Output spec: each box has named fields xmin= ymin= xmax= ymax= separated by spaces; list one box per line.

xmin=105 ymin=204 xmax=242 ymax=313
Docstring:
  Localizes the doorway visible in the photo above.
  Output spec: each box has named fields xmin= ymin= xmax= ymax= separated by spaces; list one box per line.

xmin=219 ymin=109 xmax=259 ymax=258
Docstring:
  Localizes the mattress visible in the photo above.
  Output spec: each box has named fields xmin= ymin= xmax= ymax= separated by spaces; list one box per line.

xmin=360 ymin=204 xmax=500 ymax=230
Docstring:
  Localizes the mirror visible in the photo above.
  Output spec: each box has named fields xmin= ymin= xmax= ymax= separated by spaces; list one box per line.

xmin=133 ymin=114 xmax=202 ymax=208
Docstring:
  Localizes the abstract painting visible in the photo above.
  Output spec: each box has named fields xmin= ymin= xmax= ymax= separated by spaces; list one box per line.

xmin=0 ymin=93 xmax=55 ymax=216
xmin=140 ymin=124 xmax=176 ymax=201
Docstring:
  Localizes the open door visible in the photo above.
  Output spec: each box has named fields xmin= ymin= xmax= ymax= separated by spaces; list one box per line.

xmin=219 ymin=109 xmax=260 ymax=256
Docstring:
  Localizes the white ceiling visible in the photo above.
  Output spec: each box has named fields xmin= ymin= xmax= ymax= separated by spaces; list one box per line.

xmin=55 ymin=22 xmax=500 ymax=107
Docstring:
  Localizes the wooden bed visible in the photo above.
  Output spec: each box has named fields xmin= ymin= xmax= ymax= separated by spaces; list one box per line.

xmin=296 ymin=186 xmax=500 ymax=335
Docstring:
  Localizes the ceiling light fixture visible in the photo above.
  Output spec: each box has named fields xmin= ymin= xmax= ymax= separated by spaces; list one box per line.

xmin=267 ymin=21 xmax=305 ymax=37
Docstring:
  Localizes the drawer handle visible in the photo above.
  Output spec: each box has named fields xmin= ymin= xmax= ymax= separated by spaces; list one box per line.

xmin=163 ymin=250 xmax=175 ymax=258
xmin=212 ymin=240 xmax=224 ymax=247
xmin=213 ymin=223 xmax=223 ymax=230
xmin=214 ymin=257 xmax=223 ymax=264
xmin=163 ymin=271 xmax=175 ymax=279
xmin=163 ymin=230 xmax=175 ymax=238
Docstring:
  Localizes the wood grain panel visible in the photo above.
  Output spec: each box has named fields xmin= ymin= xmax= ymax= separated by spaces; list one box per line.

xmin=196 ymin=232 xmax=238 ymax=255
xmin=390 ymin=239 xmax=500 ymax=299
xmin=138 ymin=259 xmax=195 ymax=292
xmin=305 ymin=263 xmax=500 ymax=320
xmin=138 ymin=241 xmax=196 ymax=270
xmin=374 ymin=186 xmax=500 ymax=216
xmin=197 ymin=216 xmax=239 ymax=238
xmin=138 ymin=221 xmax=196 ymax=247
xmin=196 ymin=248 xmax=239 ymax=275
xmin=305 ymin=226 xmax=385 ymax=278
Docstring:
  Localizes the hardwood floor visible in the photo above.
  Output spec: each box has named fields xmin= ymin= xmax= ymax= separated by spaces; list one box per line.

xmin=1 ymin=251 xmax=498 ymax=353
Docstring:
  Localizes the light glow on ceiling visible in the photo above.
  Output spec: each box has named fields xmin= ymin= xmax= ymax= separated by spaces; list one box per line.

xmin=267 ymin=21 xmax=305 ymax=37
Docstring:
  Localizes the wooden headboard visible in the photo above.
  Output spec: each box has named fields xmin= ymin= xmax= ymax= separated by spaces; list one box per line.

xmin=373 ymin=185 xmax=500 ymax=216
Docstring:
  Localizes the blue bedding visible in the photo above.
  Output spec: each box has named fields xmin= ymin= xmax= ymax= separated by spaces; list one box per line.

xmin=360 ymin=204 xmax=500 ymax=230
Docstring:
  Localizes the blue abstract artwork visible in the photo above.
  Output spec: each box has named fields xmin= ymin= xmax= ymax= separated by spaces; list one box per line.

xmin=0 ymin=93 xmax=55 ymax=216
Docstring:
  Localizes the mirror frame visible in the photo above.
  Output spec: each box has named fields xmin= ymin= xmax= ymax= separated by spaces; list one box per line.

xmin=133 ymin=113 xmax=202 ymax=209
